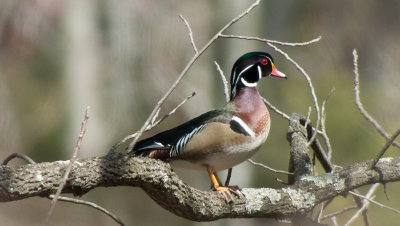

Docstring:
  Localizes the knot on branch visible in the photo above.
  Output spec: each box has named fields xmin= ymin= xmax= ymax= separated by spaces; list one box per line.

xmin=287 ymin=113 xmax=312 ymax=184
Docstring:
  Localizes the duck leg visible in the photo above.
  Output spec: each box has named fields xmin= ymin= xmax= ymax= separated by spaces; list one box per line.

xmin=206 ymin=167 xmax=244 ymax=202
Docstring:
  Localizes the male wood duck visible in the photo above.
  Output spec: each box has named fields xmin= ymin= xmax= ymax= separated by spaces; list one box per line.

xmin=131 ymin=52 xmax=286 ymax=201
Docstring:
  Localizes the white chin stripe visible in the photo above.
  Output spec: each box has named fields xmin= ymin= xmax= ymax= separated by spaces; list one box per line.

xmin=257 ymin=65 xmax=262 ymax=80
xmin=240 ymin=77 xmax=257 ymax=87
xmin=232 ymin=116 xmax=255 ymax=137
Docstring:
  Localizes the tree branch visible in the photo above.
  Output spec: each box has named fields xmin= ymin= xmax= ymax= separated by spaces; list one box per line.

xmin=1 ymin=113 xmax=399 ymax=222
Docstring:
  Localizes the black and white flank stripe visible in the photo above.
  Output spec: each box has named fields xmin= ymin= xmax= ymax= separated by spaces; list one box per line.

xmin=169 ymin=124 xmax=207 ymax=157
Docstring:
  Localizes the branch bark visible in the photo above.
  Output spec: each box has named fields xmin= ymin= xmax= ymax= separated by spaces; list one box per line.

xmin=1 ymin=114 xmax=399 ymax=221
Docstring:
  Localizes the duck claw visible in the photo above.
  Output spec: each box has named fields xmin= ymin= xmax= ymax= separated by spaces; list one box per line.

xmin=214 ymin=186 xmax=244 ymax=202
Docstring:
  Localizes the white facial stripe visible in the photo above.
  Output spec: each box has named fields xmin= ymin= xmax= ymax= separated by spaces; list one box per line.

xmin=232 ymin=116 xmax=255 ymax=137
xmin=257 ymin=65 xmax=262 ymax=80
xmin=240 ymin=77 xmax=257 ymax=87
xmin=235 ymin=64 xmax=253 ymax=87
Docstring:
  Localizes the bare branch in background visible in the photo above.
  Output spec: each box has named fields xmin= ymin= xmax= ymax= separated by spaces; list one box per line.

xmin=45 ymin=106 xmax=90 ymax=225
xmin=345 ymin=184 xmax=379 ymax=226
xmin=320 ymin=206 xmax=358 ymax=221
xmin=247 ymin=159 xmax=293 ymax=175
xmin=352 ymin=49 xmax=400 ymax=149
xmin=321 ymin=87 xmax=335 ymax=160
xmin=267 ymin=42 xmax=321 ymax=146
xmin=110 ymin=92 xmax=196 ymax=152
xmin=349 ymin=188 xmax=400 ymax=215
xmin=372 ymin=128 xmax=400 ymax=169
xmin=47 ymin=195 xmax=125 ymax=226
xmin=214 ymin=61 xmax=230 ymax=102
xmin=219 ymin=34 xmax=321 ymax=46
xmin=179 ymin=14 xmax=198 ymax=54
xmin=262 ymin=97 xmax=290 ymax=120
xmin=304 ymin=106 xmax=312 ymax=129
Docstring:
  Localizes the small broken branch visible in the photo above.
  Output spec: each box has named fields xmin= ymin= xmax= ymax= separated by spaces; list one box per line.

xmin=45 ymin=106 xmax=90 ymax=225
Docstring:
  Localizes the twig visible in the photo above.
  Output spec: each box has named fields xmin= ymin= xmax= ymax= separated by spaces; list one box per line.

xmin=320 ymin=206 xmax=358 ymax=220
xmin=352 ymin=49 xmax=400 ymax=149
xmin=349 ymin=189 xmax=400 ymax=215
xmin=47 ymin=195 xmax=125 ymax=226
xmin=179 ymin=14 xmax=198 ymax=54
xmin=266 ymin=43 xmax=321 ymax=146
xmin=219 ymin=34 xmax=322 ymax=46
xmin=320 ymin=87 xmax=335 ymax=161
xmin=110 ymin=92 xmax=196 ymax=152
xmin=300 ymin=116 xmax=334 ymax=173
xmin=316 ymin=202 xmax=324 ymax=223
xmin=262 ymin=97 xmax=290 ymax=121
xmin=331 ymin=216 xmax=339 ymax=226
xmin=371 ymin=128 xmax=400 ymax=169
xmin=214 ymin=61 xmax=230 ymax=102
xmin=153 ymin=92 xmax=196 ymax=126
xmin=44 ymin=106 xmax=90 ymax=225
xmin=345 ymin=184 xmax=379 ymax=226
xmin=126 ymin=0 xmax=261 ymax=152
xmin=248 ymin=159 xmax=293 ymax=175
xmin=344 ymin=196 xmax=374 ymax=226
xmin=304 ymin=106 xmax=312 ymax=129
xmin=2 ymin=153 xmax=36 ymax=165
xmin=383 ymin=183 xmax=389 ymax=200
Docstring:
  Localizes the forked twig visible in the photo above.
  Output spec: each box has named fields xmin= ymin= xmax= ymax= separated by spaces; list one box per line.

xmin=44 ymin=106 xmax=90 ymax=225
xmin=353 ymin=49 xmax=400 ymax=149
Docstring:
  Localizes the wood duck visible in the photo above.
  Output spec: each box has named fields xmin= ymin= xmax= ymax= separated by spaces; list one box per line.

xmin=131 ymin=52 xmax=287 ymax=201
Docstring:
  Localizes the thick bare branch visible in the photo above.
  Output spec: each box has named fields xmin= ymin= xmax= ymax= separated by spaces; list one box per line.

xmin=1 ymin=113 xmax=399 ymax=221
xmin=1 ymin=153 xmax=399 ymax=221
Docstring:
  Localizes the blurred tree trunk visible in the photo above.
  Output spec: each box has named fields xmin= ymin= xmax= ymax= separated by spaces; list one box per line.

xmin=64 ymin=0 xmax=106 ymax=157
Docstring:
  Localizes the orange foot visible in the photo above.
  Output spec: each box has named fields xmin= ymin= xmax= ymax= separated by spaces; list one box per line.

xmin=214 ymin=185 xmax=244 ymax=202
xmin=206 ymin=166 xmax=245 ymax=202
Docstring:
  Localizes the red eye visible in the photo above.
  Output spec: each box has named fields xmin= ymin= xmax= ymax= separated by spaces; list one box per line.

xmin=260 ymin=58 xmax=268 ymax=66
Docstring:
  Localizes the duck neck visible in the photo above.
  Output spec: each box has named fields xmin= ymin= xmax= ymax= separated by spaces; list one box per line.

xmin=232 ymin=87 xmax=269 ymax=135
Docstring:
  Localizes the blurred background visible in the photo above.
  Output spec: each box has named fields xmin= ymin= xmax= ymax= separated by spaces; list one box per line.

xmin=1 ymin=0 xmax=400 ymax=225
